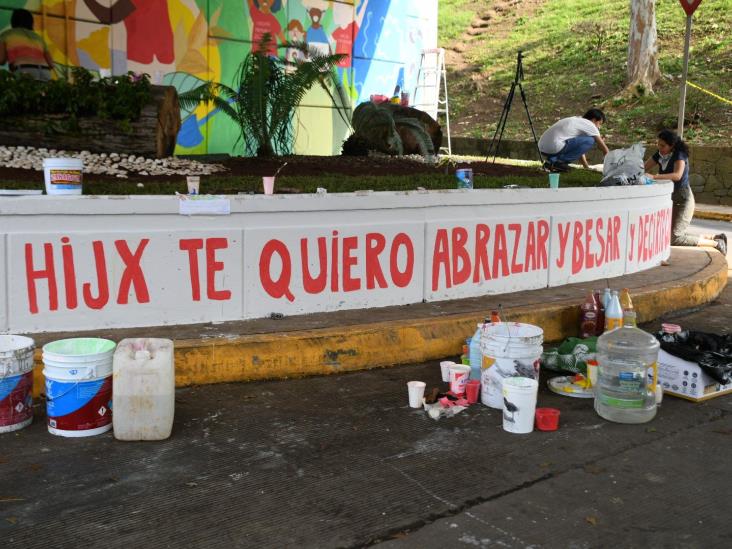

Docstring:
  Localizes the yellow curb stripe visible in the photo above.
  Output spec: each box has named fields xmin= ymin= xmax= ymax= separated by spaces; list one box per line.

xmin=30 ymin=252 xmax=728 ymax=397
xmin=694 ymin=210 xmax=732 ymax=223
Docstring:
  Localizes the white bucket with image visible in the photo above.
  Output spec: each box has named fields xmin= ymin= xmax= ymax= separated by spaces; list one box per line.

xmin=42 ymin=338 xmax=115 ymax=437
xmin=43 ymin=157 xmax=83 ymax=195
xmin=0 ymin=335 xmax=36 ymax=434
xmin=480 ymin=322 xmax=543 ymax=409
xmin=502 ymin=377 xmax=539 ymax=434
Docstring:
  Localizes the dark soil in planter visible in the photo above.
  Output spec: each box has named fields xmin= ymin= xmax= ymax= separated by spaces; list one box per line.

xmin=0 ymin=154 xmax=544 ymax=185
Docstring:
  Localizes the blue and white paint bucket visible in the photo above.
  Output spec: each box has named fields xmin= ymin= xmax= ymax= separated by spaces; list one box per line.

xmin=43 ymin=338 xmax=115 ymax=437
xmin=0 ymin=335 xmax=36 ymax=434
xmin=456 ymin=168 xmax=474 ymax=189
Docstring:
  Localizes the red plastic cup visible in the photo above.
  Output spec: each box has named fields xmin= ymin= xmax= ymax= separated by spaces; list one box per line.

xmin=465 ymin=380 xmax=481 ymax=404
xmin=535 ymin=408 xmax=561 ymax=431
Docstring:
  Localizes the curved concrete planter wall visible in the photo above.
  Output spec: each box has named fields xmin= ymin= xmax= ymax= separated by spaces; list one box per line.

xmin=0 ymin=184 xmax=673 ymax=333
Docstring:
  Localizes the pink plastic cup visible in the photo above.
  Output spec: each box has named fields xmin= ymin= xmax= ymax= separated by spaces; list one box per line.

xmin=263 ymin=176 xmax=275 ymax=195
xmin=465 ymin=380 xmax=481 ymax=404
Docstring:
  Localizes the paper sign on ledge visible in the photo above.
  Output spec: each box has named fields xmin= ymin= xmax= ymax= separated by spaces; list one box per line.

xmin=178 ymin=195 xmax=231 ymax=216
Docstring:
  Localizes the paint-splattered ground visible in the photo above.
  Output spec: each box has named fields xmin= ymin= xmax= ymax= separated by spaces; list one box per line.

xmin=1 ymin=360 xmax=730 ymax=548
xmin=2 ymin=274 xmax=731 ymax=548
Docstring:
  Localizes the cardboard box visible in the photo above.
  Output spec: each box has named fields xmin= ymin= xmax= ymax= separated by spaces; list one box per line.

xmin=657 ymin=350 xmax=732 ymax=402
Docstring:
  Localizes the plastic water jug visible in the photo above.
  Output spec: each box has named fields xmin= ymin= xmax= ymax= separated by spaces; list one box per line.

xmin=113 ymin=338 xmax=175 ymax=440
xmin=594 ymin=322 xmax=659 ymax=424
xmin=469 ymin=323 xmax=483 ymax=380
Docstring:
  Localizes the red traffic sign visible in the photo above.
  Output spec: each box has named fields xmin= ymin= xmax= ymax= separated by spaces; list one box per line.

xmin=679 ymin=0 xmax=702 ymax=16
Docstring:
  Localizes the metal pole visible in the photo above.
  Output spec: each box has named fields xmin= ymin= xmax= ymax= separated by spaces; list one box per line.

xmin=677 ymin=15 xmax=693 ymax=138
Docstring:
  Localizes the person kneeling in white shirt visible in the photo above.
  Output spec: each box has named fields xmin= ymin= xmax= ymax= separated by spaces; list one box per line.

xmin=538 ymin=108 xmax=609 ymax=172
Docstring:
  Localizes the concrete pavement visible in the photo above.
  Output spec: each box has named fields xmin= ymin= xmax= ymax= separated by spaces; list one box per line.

xmin=1 ymin=243 xmax=731 ymax=548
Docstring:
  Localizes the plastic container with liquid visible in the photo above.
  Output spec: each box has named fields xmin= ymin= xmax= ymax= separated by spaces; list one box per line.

xmin=604 ymin=290 xmax=623 ymax=332
xmin=594 ymin=317 xmax=659 ymax=424
xmin=469 ymin=323 xmax=483 ymax=380
xmin=112 ymin=338 xmax=175 ymax=441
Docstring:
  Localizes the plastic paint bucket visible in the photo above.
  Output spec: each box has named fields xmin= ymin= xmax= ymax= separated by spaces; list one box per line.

xmin=449 ymin=364 xmax=471 ymax=395
xmin=43 ymin=338 xmax=116 ymax=437
xmin=502 ymin=376 xmax=539 ymax=434
xmin=43 ymin=157 xmax=83 ymax=195
xmin=480 ymin=322 xmax=543 ymax=409
xmin=456 ymin=168 xmax=473 ymax=189
xmin=0 ymin=335 xmax=36 ymax=434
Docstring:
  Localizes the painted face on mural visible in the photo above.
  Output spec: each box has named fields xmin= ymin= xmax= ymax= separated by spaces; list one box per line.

xmin=256 ymin=0 xmax=275 ymax=14
xmin=309 ymin=8 xmax=323 ymax=27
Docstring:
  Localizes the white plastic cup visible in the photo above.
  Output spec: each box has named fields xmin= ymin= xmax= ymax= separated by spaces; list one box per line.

xmin=43 ymin=158 xmax=83 ymax=195
xmin=263 ymin=176 xmax=275 ymax=195
xmin=502 ymin=377 xmax=539 ymax=434
xmin=440 ymin=360 xmax=455 ymax=382
xmin=449 ymin=364 xmax=471 ymax=395
xmin=407 ymin=381 xmax=426 ymax=408
xmin=186 ymin=175 xmax=200 ymax=195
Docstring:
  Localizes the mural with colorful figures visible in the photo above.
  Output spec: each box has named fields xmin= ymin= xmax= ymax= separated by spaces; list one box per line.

xmin=0 ymin=1 xmax=437 ymax=156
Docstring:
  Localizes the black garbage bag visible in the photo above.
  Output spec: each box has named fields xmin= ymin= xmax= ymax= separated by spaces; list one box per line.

xmin=656 ymin=330 xmax=732 ymax=385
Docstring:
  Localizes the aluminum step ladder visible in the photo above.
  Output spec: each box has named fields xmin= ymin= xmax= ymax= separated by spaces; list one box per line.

xmin=412 ymin=48 xmax=451 ymax=156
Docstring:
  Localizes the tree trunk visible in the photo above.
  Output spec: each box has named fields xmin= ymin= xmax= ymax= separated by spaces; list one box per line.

xmin=0 ymin=85 xmax=181 ymax=158
xmin=626 ymin=0 xmax=661 ymax=95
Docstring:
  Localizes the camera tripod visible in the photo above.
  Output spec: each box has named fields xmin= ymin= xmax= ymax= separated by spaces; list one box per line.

xmin=485 ymin=51 xmax=543 ymax=164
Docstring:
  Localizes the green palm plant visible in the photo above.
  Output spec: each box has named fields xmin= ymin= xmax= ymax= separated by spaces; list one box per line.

xmin=179 ymin=39 xmax=351 ymax=157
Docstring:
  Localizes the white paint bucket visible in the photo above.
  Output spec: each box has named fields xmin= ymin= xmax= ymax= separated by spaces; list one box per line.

xmin=449 ymin=364 xmax=471 ymax=395
xmin=43 ymin=157 xmax=83 ymax=195
xmin=502 ymin=376 xmax=539 ymax=434
xmin=42 ymin=338 xmax=116 ymax=437
xmin=0 ymin=335 xmax=36 ymax=434
xmin=480 ymin=322 xmax=543 ymax=409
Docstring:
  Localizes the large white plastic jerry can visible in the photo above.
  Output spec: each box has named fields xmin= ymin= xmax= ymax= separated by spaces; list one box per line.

xmin=113 ymin=338 xmax=175 ymax=441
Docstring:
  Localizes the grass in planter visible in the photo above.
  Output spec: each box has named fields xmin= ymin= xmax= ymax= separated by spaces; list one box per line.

xmin=0 ymin=170 xmax=602 ymax=195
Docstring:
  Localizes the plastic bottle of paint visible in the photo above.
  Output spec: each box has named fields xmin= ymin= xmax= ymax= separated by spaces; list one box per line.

xmin=594 ymin=289 xmax=605 ymax=336
xmin=602 ymin=288 xmax=612 ymax=310
xmin=620 ymin=288 xmax=634 ymax=312
xmin=469 ymin=323 xmax=483 ymax=380
xmin=579 ymin=292 xmax=599 ymax=338
xmin=604 ymin=291 xmax=623 ymax=332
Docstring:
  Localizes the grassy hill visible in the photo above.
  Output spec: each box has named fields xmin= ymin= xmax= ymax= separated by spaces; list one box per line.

xmin=438 ymin=0 xmax=732 ymax=146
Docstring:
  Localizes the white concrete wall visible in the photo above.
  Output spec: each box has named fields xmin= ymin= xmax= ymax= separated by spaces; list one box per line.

xmin=0 ymin=184 xmax=673 ymax=333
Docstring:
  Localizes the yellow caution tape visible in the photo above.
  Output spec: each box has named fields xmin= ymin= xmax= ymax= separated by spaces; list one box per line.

xmin=687 ymin=81 xmax=732 ymax=106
